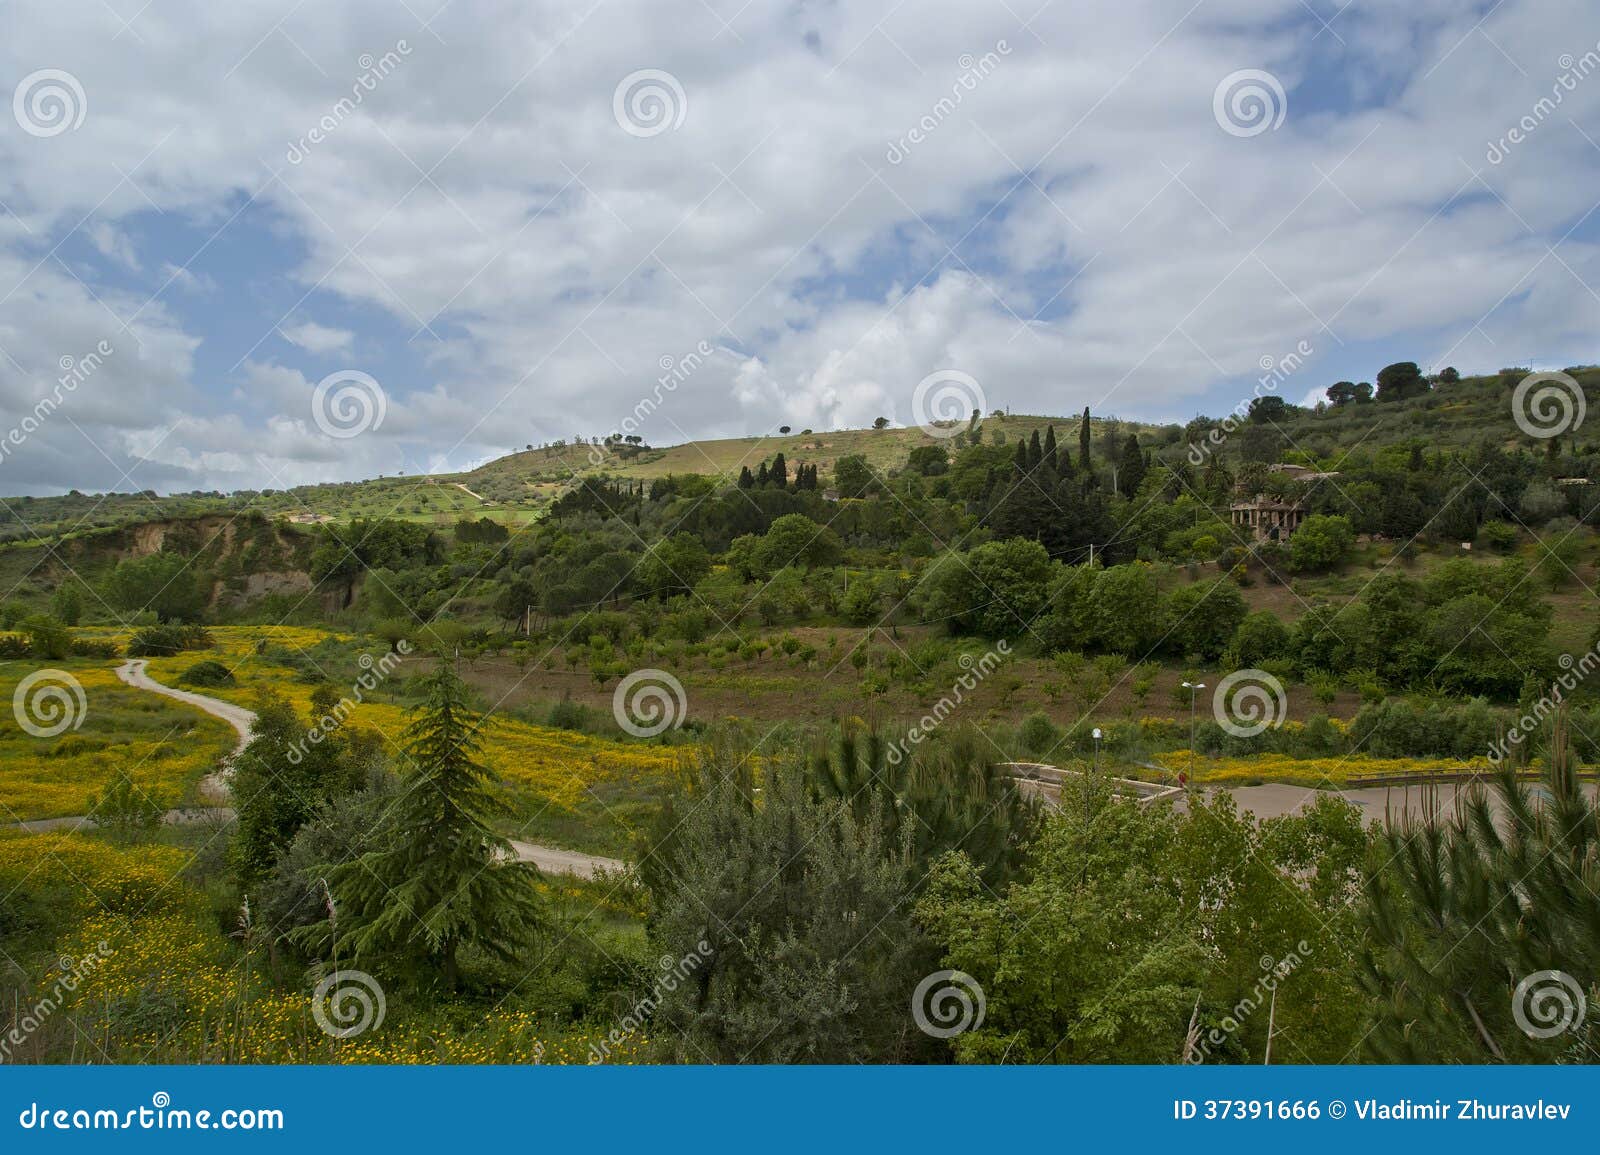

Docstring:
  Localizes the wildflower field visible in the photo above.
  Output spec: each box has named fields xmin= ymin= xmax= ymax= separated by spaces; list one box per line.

xmin=0 ymin=660 xmax=236 ymax=821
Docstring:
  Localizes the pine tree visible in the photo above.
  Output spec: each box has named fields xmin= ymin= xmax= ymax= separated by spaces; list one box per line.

xmin=311 ymin=664 xmax=544 ymax=987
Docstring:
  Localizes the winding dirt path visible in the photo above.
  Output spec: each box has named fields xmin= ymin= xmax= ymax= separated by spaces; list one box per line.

xmin=18 ymin=660 xmax=624 ymax=879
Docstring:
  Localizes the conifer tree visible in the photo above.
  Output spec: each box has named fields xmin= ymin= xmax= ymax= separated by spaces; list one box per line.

xmin=1118 ymin=432 xmax=1146 ymax=497
xmin=1042 ymin=424 xmax=1058 ymax=473
xmin=1028 ymin=429 xmax=1043 ymax=470
xmin=1078 ymin=407 xmax=1092 ymax=472
xmin=310 ymin=664 xmax=544 ymax=987
xmin=771 ymin=453 xmax=788 ymax=488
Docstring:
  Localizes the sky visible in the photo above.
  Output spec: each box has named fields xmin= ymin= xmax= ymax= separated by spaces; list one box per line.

xmin=0 ymin=0 xmax=1598 ymax=496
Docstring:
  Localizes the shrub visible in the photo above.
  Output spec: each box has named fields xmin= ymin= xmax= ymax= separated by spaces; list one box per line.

xmin=1018 ymin=712 xmax=1061 ymax=758
xmin=127 ymin=624 xmax=215 ymax=657
xmin=177 ymin=660 xmax=235 ymax=688
xmin=69 ymin=637 xmax=120 ymax=659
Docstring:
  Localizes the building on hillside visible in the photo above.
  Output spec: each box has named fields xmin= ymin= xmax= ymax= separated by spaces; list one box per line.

xmin=1230 ymin=496 xmax=1306 ymax=542
xmin=1268 ymin=463 xmax=1342 ymax=482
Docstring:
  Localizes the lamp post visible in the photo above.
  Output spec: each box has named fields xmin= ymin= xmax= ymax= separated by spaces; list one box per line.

xmin=1180 ymin=681 xmax=1204 ymax=788
xmin=1087 ymin=727 xmax=1101 ymax=829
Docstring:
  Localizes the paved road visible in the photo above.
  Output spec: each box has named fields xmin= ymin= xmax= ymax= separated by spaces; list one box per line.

xmin=18 ymin=660 xmax=623 ymax=878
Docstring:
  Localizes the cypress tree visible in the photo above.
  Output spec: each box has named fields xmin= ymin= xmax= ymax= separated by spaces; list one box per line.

xmin=771 ymin=453 xmax=788 ymax=489
xmin=738 ymin=465 xmax=754 ymax=488
xmin=310 ymin=664 xmax=544 ymax=988
xmin=1118 ymin=432 xmax=1146 ymax=497
xmin=1028 ymin=430 xmax=1043 ymax=470
xmin=1078 ymin=407 xmax=1092 ymax=472
xmin=1042 ymin=424 xmax=1058 ymax=473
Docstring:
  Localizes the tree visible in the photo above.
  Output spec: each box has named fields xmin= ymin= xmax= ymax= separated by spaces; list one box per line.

xmin=1375 ymin=361 xmax=1426 ymax=403
xmin=1117 ymin=432 xmax=1146 ymax=497
xmin=86 ymin=769 xmax=166 ymax=841
xmin=1163 ymin=580 xmax=1246 ymax=662
xmin=759 ymin=514 xmax=842 ymax=571
xmin=1437 ymin=366 xmax=1460 ymax=384
xmin=906 ymin=445 xmax=949 ymax=476
xmin=1363 ymin=710 xmax=1600 ymax=1061
xmin=1325 ymin=381 xmax=1359 ymax=407
xmin=1289 ymin=514 xmax=1355 ymax=572
xmin=1078 ymin=407 xmax=1092 ymax=472
xmin=920 ymin=538 xmax=1055 ymax=638
xmin=769 ymin=452 xmax=788 ymax=489
xmin=778 ymin=425 xmax=792 ymax=434
xmin=873 ymin=416 xmax=890 ymax=430
xmin=1248 ymin=395 xmax=1290 ymax=424
xmin=634 ymin=533 xmax=710 ymax=598
xmin=50 ymin=583 xmax=82 ymax=627
xmin=307 ymin=665 xmax=544 ymax=987
xmin=642 ymin=744 xmax=941 ymax=1063
xmin=106 ymin=552 xmax=205 ymax=623
xmin=1042 ymin=424 xmax=1059 ymax=472
xmin=834 ymin=454 xmax=875 ymax=497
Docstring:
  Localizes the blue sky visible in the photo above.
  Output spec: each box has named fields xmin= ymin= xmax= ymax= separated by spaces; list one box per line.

xmin=0 ymin=0 xmax=1597 ymax=494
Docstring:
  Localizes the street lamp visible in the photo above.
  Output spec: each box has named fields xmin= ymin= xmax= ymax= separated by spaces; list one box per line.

xmin=1180 ymin=681 xmax=1205 ymax=787
xmin=1087 ymin=728 xmax=1102 ymax=829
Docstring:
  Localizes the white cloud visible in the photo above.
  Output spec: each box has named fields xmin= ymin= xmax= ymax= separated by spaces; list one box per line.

xmin=0 ymin=0 xmax=1596 ymax=493
xmin=279 ymin=320 xmax=355 ymax=355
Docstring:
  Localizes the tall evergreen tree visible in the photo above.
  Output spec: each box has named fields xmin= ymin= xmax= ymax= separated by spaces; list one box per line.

xmin=1028 ymin=429 xmax=1043 ymax=470
xmin=1078 ymin=407 xmax=1092 ymax=472
xmin=770 ymin=452 xmax=788 ymax=489
xmin=1042 ymin=424 xmax=1058 ymax=473
xmin=737 ymin=465 xmax=754 ymax=488
xmin=310 ymin=664 xmax=544 ymax=987
xmin=1118 ymin=432 xmax=1146 ymax=497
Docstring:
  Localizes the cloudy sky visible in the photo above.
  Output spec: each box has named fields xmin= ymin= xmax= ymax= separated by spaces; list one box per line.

xmin=0 ymin=0 xmax=1597 ymax=495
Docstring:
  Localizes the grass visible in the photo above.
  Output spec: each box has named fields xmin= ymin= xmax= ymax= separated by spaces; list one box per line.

xmin=0 ymin=659 xmax=236 ymax=822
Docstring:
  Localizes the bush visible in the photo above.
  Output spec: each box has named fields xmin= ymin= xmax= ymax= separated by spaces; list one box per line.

xmin=127 ymin=624 xmax=215 ymax=657
xmin=69 ymin=637 xmax=120 ymax=659
xmin=1018 ymin=712 xmax=1061 ymax=758
xmin=177 ymin=660 xmax=235 ymax=688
